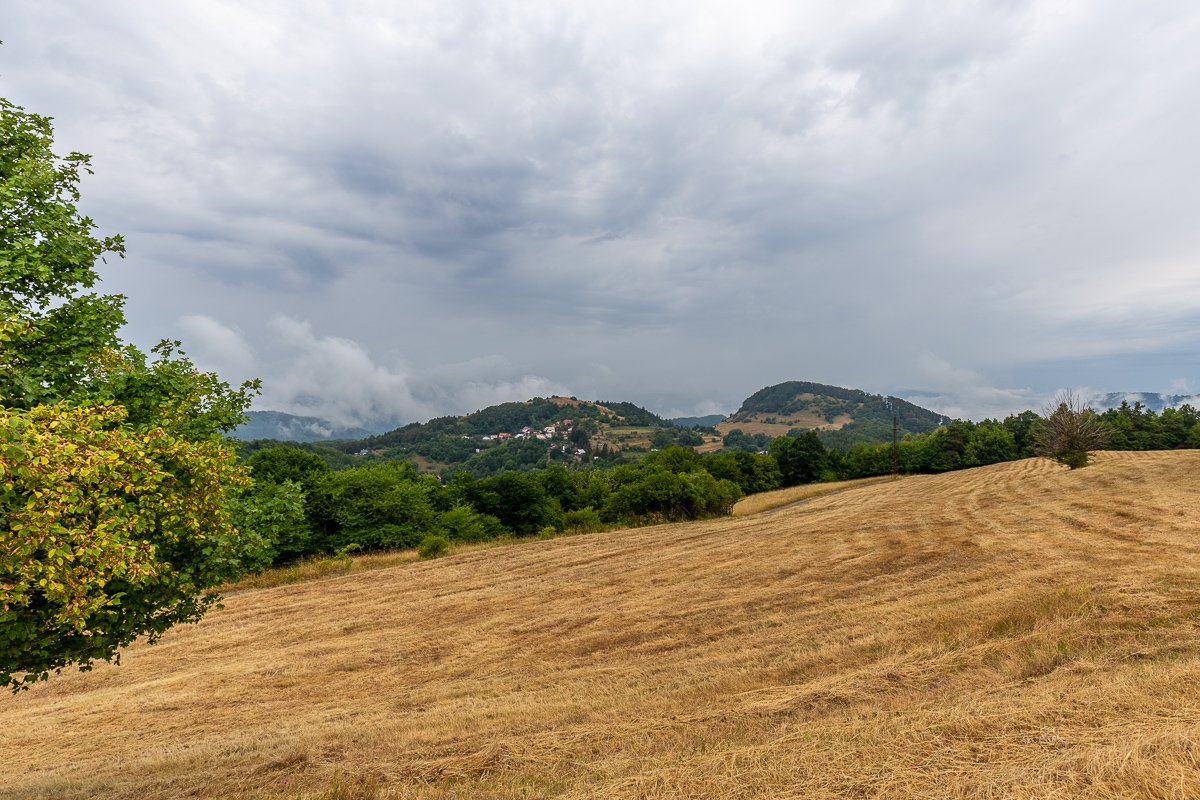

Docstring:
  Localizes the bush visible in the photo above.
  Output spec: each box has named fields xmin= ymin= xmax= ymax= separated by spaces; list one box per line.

xmin=602 ymin=468 xmax=741 ymax=523
xmin=417 ymin=535 xmax=450 ymax=559
xmin=439 ymin=504 xmax=503 ymax=543
xmin=562 ymin=507 xmax=604 ymax=533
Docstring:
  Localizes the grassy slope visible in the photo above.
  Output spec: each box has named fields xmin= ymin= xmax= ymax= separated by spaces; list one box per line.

xmin=5 ymin=452 xmax=1200 ymax=799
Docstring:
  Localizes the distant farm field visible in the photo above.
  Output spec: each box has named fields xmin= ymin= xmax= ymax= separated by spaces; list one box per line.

xmin=716 ymin=410 xmax=854 ymax=439
xmin=5 ymin=452 xmax=1200 ymax=799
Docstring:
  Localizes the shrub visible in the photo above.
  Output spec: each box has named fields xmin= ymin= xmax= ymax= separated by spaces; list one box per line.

xmin=417 ymin=535 xmax=450 ymax=559
xmin=439 ymin=504 xmax=499 ymax=543
xmin=563 ymin=507 xmax=604 ymax=533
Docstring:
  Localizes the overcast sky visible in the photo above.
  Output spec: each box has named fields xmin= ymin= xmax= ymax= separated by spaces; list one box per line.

xmin=6 ymin=1 xmax=1200 ymax=426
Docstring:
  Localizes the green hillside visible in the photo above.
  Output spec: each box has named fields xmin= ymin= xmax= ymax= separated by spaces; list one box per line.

xmin=315 ymin=396 xmax=703 ymax=477
xmin=722 ymin=380 xmax=949 ymax=449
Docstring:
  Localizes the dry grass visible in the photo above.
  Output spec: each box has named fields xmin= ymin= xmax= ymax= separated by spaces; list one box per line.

xmin=6 ymin=451 xmax=1200 ymax=799
xmin=222 ymin=550 xmax=422 ymax=592
xmin=732 ymin=476 xmax=898 ymax=516
xmin=717 ymin=411 xmax=853 ymax=439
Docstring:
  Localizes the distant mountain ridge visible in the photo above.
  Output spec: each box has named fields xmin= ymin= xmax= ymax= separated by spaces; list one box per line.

xmin=1091 ymin=392 xmax=1200 ymax=413
xmin=233 ymin=411 xmax=377 ymax=442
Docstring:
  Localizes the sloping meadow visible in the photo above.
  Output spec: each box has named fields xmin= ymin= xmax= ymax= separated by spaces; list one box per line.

xmin=4 ymin=451 xmax=1200 ymax=799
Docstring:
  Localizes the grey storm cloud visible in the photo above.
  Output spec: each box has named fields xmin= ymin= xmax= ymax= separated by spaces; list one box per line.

xmin=5 ymin=0 xmax=1200 ymax=425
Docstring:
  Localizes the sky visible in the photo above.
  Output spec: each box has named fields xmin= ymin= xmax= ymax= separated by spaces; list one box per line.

xmin=6 ymin=1 xmax=1200 ymax=428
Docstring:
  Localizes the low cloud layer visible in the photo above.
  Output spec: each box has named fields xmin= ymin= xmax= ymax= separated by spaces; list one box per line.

xmin=6 ymin=2 xmax=1200 ymax=424
xmin=181 ymin=314 xmax=571 ymax=427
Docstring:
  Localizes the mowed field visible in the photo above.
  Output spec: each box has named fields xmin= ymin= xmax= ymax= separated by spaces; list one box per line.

xmin=5 ymin=452 xmax=1200 ymax=799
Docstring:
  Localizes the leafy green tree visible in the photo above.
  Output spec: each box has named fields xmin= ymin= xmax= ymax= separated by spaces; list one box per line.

xmin=461 ymin=471 xmax=556 ymax=534
xmin=0 ymin=98 xmax=259 ymax=690
xmin=417 ymin=534 xmax=450 ymax=559
xmin=644 ymin=445 xmax=703 ymax=474
xmin=839 ymin=441 xmax=892 ymax=478
xmin=0 ymin=99 xmax=126 ymax=409
xmin=245 ymin=446 xmax=330 ymax=492
xmin=770 ymin=431 xmax=827 ymax=485
xmin=1002 ymin=410 xmax=1042 ymax=458
xmin=242 ymin=446 xmax=330 ymax=556
xmin=438 ymin=503 xmax=504 ymax=543
xmin=1156 ymin=406 xmax=1196 ymax=449
xmin=602 ymin=468 xmax=741 ymax=523
xmin=722 ymin=428 xmax=772 ymax=453
xmin=964 ymin=421 xmax=1017 ymax=467
xmin=702 ymin=451 xmax=781 ymax=494
xmin=316 ymin=462 xmax=440 ymax=550
xmin=227 ymin=479 xmax=309 ymax=567
xmin=922 ymin=420 xmax=974 ymax=473
xmin=535 ymin=464 xmax=579 ymax=510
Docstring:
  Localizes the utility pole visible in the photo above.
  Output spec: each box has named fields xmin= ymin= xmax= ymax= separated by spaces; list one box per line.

xmin=891 ymin=413 xmax=900 ymax=475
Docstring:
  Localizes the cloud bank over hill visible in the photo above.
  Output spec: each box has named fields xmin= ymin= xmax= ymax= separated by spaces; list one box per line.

xmin=180 ymin=313 xmax=569 ymax=428
xmin=6 ymin=2 xmax=1200 ymax=422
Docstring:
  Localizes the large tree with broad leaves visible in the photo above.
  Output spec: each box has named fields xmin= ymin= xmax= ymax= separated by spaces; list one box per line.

xmin=0 ymin=97 xmax=261 ymax=690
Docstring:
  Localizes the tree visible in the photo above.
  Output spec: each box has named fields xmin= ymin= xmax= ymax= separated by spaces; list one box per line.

xmin=244 ymin=445 xmax=331 ymax=488
xmin=1033 ymin=391 xmax=1111 ymax=469
xmin=228 ymin=479 xmax=310 ymax=566
xmin=770 ymin=431 xmax=826 ymax=485
xmin=601 ymin=468 xmax=741 ymax=523
xmin=1002 ymin=410 xmax=1042 ymax=458
xmin=964 ymin=421 xmax=1017 ymax=467
xmin=922 ymin=420 xmax=975 ymax=473
xmin=0 ymin=98 xmax=259 ymax=690
xmin=702 ymin=451 xmax=781 ymax=495
xmin=461 ymin=471 xmax=556 ymax=534
xmin=316 ymin=463 xmax=440 ymax=551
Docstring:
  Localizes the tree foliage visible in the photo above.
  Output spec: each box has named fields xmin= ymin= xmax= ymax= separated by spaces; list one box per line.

xmin=0 ymin=404 xmax=251 ymax=688
xmin=770 ymin=431 xmax=827 ymax=486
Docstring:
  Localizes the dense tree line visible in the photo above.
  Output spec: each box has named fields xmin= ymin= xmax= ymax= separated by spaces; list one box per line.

xmin=1100 ymin=401 xmax=1200 ymax=450
xmin=831 ymin=402 xmax=1200 ymax=479
xmin=234 ymin=445 xmax=750 ymax=566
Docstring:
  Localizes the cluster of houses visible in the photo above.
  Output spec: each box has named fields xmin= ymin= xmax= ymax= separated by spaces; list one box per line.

xmin=471 ymin=420 xmax=590 ymax=458
xmin=477 ymin=419 xmax=575 ymax=443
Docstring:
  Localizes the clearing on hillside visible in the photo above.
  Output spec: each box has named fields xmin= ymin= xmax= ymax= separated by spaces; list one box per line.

xmin=4 ymin=452 xmax=1200 ymax=799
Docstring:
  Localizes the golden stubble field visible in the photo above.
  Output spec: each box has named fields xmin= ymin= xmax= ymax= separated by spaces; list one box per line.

xmin=4 ymin=451 xmax=1200 ymax=799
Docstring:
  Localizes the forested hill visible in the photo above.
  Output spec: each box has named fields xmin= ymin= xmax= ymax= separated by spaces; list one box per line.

xmin=721 ymin=380 xmax=949 ymax=449
xmin=298 ymin=396 xmax=708 ymax=477
xmin=346 ymin=397 xmax=669 ymax=450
